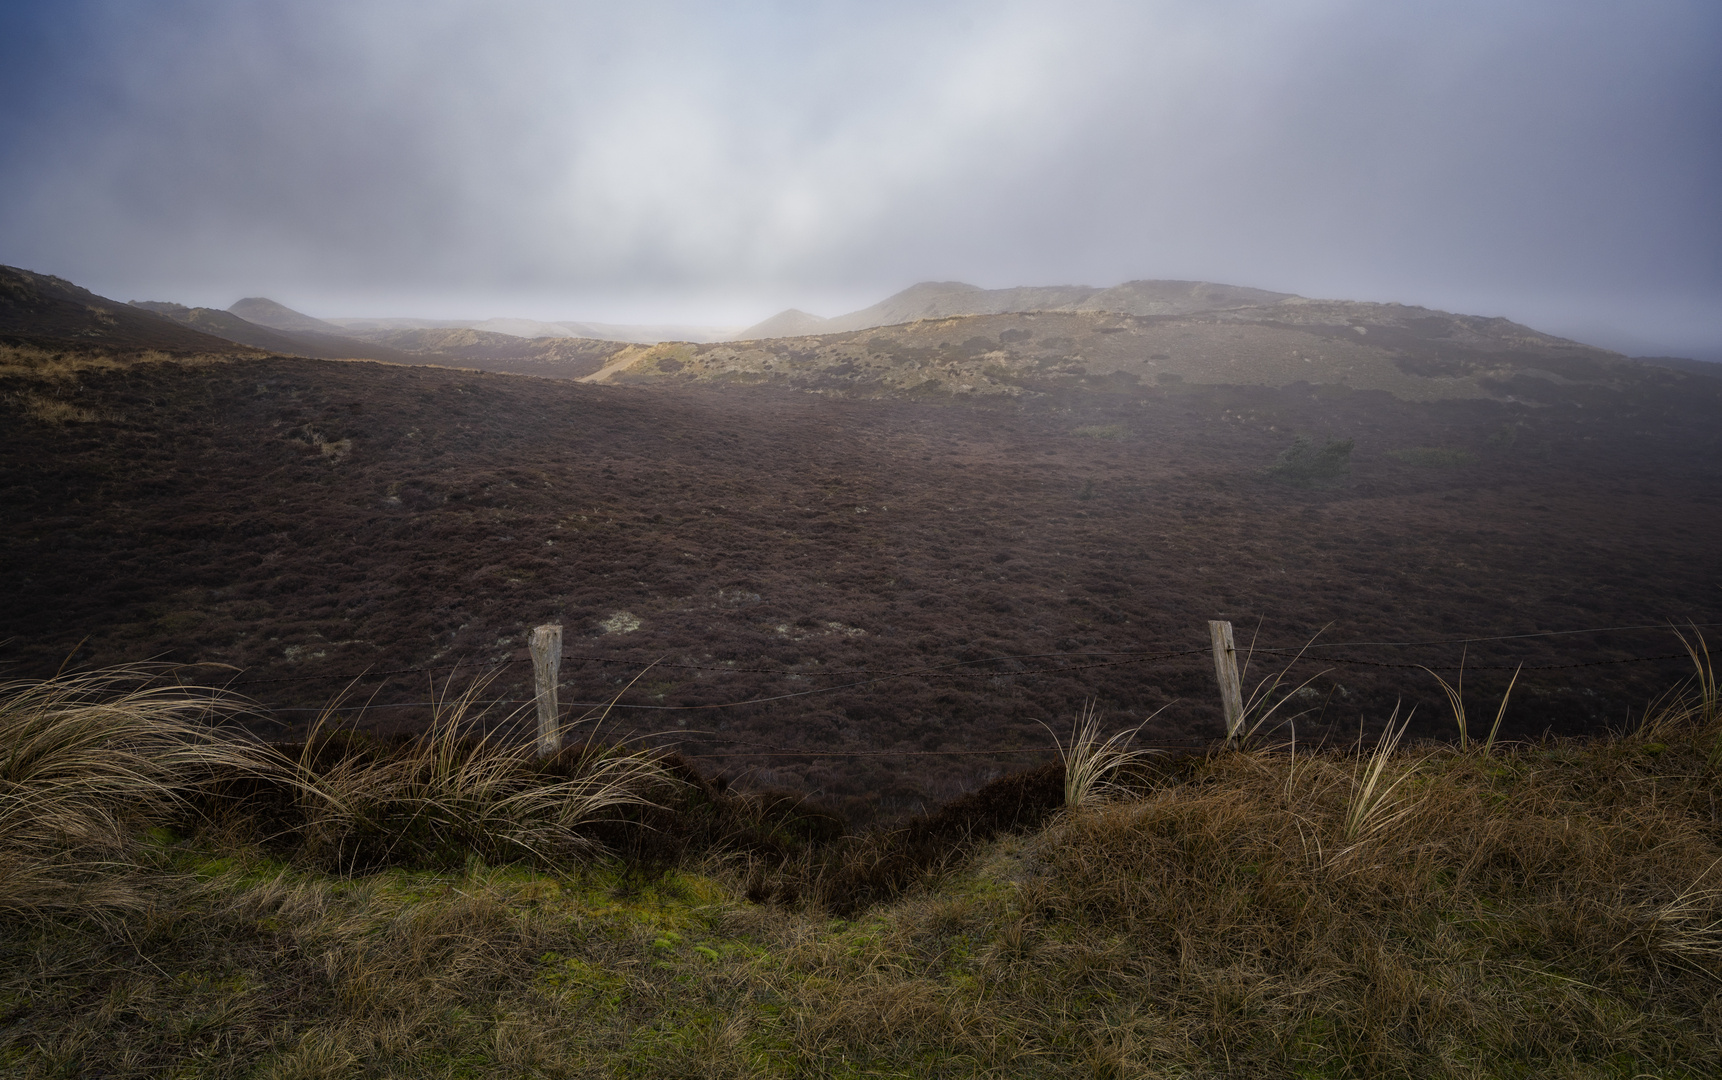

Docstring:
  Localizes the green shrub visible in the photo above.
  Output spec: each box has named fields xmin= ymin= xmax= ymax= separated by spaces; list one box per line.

xmin=1267 ymin=435 xmax=1353 ymax=487
xmin=1389 ymin=446 xmax=1477 ymax=467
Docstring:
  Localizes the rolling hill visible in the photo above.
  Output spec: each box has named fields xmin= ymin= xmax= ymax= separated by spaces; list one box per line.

xmin=130 ymin=299 xmax=427 ymax=366
xmin=601 ymin=297 xmax=1696 ymax=405
xmin=0 ymin=265 xmax=258 ymax=354
xmin=228 ymin=296 xmax=354 ymax=336
xmin=227 ymin=296 xmax=632 ymax=374
xmin=326 ymin=315 xmax=740 ymax=344
xmin=736 ymin=279 xmax=1296 ymax=338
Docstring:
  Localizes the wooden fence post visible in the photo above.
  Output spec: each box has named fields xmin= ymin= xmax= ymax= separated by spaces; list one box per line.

xmin=529 ymin=624 xmax=563 ymax=758
xmin=1209 ymin=620 xmax=1245 ymax=743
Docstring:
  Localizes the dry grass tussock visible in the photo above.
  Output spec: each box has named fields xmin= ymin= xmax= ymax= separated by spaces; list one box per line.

xmin=0 ymin=341 xmax=237 ymax=382
xmin=3 ymin=660 xmax=1721 ymax=1076
xmin=0 ymin=668 xmax=671 ymax=917
xmin=0 ymin=341 xmax=127 ymax=381
xmin=0 ymin=667 xmax=268 ymax=915
xmin=1 ymin=342 xmax=243 ymax=426
xmin=250 ymin=680 xmax=673 ymax=873
xmin=1044 ymin=698 xmax=1164 ymax=808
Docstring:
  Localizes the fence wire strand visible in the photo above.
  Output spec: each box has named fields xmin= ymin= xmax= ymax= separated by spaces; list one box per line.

xmin=143 ymin=615 xmax=1722 ymax=756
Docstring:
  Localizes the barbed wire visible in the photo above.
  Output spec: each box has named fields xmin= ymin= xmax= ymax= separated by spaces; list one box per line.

xmin=225 ymin=647 xmax=1218 ymax=691
xmin=165 ymin=616 xmax=1719 ymax=728
xmin=213 ymin=620 xmax=1717 ymax=692
xmin=248 ymin=644 xmax=1708 ymax=716
xmin=1249 ymin=621 xmax=1721 ymax=651
xmin=1254 ymin=651 xmax=1702 ymax=672
xmin=255 ymin=647 xmax=1211 ymax=713
xmin=657 ymin=730 xmax=1213 ymax=759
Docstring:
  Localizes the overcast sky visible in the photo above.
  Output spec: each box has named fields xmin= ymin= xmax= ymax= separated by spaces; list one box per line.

xmin=1 ymin=1 xmax=1717 ymax=353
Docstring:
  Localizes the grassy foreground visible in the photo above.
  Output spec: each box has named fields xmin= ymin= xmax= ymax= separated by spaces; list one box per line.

xmin=2 ymin=660 xmax=1721 ymax=1078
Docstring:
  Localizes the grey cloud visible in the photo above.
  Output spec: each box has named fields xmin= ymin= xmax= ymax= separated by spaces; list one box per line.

xmin=0 ymin=0 xmax=1716 ymax=351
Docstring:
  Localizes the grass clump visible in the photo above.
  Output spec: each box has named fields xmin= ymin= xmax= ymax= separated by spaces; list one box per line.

xmin=6 ymin=390 xmax=101 ymax=424
xmin=242 ymin=684 xmax=671 ymax=874
xmin=1425 ymin=654 xmax=1523 ymax=755
xmin=1043 ymin=700 xmax=1161 ymax=807
xmin=0 ymin=667 xmax=265 ymax=915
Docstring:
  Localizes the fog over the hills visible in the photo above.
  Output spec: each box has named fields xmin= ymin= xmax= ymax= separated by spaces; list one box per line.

xmin=0 ymin=1 xmax=1717 ymax=356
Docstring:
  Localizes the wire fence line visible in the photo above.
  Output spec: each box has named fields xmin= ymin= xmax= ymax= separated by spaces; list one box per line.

xmin=1249 ymin=621 xmax=1722 ymax=651
xmin=152 ymin=616 xmax=1718 ymax=765
xmin=192 ymin=618 xmax=1718 ymax=746
xmin=250 ymin=647 xmax=1705 ymax=716
xmin=217 ymin=647 xmax=1219 ymax=688
xmin=250 ymin=648 xmax=1214 ymax=713
xmin=206 ymin=618 xmax=1721 ymax=694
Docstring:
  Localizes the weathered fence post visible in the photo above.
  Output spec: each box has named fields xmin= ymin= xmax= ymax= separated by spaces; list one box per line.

xmin=1209 ymin=620 xmax=1245 ymax=743
xmin=529 ymin=623 xmax=563 ymax=758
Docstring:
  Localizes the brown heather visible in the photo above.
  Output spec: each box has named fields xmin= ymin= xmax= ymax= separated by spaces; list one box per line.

xmin=2 ymin=650 xmax=1720 ymax=1077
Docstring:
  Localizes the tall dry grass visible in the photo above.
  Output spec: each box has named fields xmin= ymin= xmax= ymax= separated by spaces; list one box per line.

xmin=1424 ymin=651 xmax=1522 ymax=754
xmin=1339 ymin=702 xmax=1422 ymax=842
xmin=266 ymin=680 xmax=672 ymax=872
xmin=4 ymin=655 xmax=1722 ymax=1076
xmin=0 ymin=668 xmax=264 ymax=913
xmin=1004 ymin=675 xmax=1722 ymax=1075
xmin=1041 ymin=699 xmax=1162 ymax=808
xmin=0 ymin=666 xmax=673 ymax=914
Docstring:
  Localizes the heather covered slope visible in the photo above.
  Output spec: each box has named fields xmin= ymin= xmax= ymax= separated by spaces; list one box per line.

xmin=4 ymin=349 xmax=1719 ymax=816
xmin=128 ymin=300 xmax=427 ymax=364
xmin=737 ymin=278 xmax=1295 ymax=338
xmin=3 ymin=268 xmax=1720 ymax=814
xmin=598 ymin=301 xmax=1664 ymax=403
xmin=0 ymin=265 xmax=255 ymax=354
xmin=230 ymin=294 xmax=634 ymax=375
xmin=334 ymin=325 xmax=627 ymax=377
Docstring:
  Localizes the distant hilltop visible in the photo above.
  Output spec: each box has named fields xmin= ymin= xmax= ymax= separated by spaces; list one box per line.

xmin=735 ymin=280 xmax=1295 ymax=339
xmin=3 ymin=264 xmax=1716 ymax=387
xmin=318 ymin=315 xmax=742 ymax=345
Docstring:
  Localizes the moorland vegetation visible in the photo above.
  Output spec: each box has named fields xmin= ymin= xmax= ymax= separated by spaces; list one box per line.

xmin=2 ymin=639 xmax=1719 ymax=1077
xmin=4 ymin=340 xmax=1719 ymax=816
xmin=5 ymin=267 xmax=1722 ymax=1073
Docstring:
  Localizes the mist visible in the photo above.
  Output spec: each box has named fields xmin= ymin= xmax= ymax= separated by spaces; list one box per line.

xmin=1 ymin=0 xmax=1717 ymax=355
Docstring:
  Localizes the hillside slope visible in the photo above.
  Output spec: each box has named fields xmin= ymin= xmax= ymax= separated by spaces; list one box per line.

xmin=215 ymin=296 xmax=631 ymax=374
xmin=737 ymin=279 xmax=1295 ymax=338
xmin=5 ymin=268 xmax=1720 ymax=816
xmin=228 ymin=296 xmax=354 ymax=336
xmin=5 ymin=350 xmax=1720 ymax=813
xmin=128 ymin=301 xmax=323 ymax=354
xmin=131 ymin=300 xmax=428 ymax=364
xmin=0 ymin=265 xmax=256 ymax=354
xmin=335 ymin=325 xmax=629 ymax=378
xmin=326 ymin=315 xmax=737 ymax=344
xmin=607 ymin=300 xmax=1658 ymax=404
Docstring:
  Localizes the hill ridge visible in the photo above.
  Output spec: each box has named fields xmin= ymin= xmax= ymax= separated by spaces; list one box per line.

xmin=736 ymin=278 xmax=1296 ymax=339
xmin=0 ymin=265 xmax=254 ymax=353
xmin=228 ymin=296 xmax=352 ymax=337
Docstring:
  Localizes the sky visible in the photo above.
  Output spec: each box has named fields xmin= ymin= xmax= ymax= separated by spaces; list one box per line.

xmin=0 ymin=0 xmax=1718 ymax=354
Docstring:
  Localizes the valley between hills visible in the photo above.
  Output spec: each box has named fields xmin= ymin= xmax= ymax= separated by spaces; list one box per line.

xmin=3 ymin=265 xmax=1720 ymax=818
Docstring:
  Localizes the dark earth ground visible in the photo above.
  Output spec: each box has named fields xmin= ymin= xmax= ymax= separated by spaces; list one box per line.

xmin=4 ymin=356 xmax=1720 ymax=820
